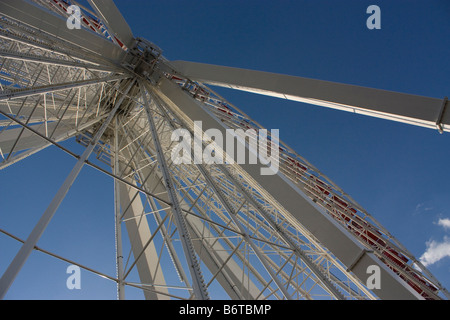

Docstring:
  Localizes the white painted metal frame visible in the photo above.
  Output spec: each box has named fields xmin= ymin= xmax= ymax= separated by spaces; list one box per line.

xmin=170 ymin=61 xmax=449 ymax=133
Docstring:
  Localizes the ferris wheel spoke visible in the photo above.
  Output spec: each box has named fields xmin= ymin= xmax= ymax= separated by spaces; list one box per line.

xmin=139 ymin=82 xmax=211 ymax=300
xmin=87 ymin=0 xmax=135 ymax=50
xmin=0 ymin=48 xmax=123 ymax=73
xmin=170 ymin=60 xmax=449 ymax=133
xmin=0 ymin=75 xmax=128 ymax=102
xmin=0 ymin=27 xmax=119 ymax=69
xmin=121 ymin=145 xmax=196 ymax=297
xmin=114 ymin=131 xmax=177 ymax=300
xmin=0 ymin=0 xmax=126 ymax=63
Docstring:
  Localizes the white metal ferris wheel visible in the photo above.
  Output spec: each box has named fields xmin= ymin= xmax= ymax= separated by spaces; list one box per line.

xmin=0 ymin=0 xmax=448 ymax=300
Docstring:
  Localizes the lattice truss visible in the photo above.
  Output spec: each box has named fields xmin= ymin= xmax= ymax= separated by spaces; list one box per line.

xmin=0 ymin=0 xmax=448 ymax=300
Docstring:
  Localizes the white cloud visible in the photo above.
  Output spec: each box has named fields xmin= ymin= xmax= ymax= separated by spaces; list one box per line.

xmin=437 ymin=218 xmax=450 ymax=230
xmin=419 ymin=217 xmax=450 ymax=267
xmin=414 ymin=203 xmax=434 ymax=215
xmin=420 ymin=236 xmax=450 ymax=267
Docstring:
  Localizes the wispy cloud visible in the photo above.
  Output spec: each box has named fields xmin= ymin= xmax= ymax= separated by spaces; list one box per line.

xmin=414 ymin=203 xmax=434 ymax=216
xmin=437 ymin=218 xmax=450 ymax=230
xmin=420 ymin=236 xmax=450 ymax=267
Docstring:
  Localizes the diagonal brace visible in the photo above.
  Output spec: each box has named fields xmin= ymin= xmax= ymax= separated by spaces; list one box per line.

xmin=139 ymin=81 xmax=210 ymax=300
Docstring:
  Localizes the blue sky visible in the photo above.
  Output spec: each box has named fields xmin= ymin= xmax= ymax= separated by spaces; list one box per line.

xmin=1 ymin=0 xmax=449 ymax=299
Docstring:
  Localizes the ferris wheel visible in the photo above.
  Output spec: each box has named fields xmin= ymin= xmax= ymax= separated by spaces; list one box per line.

xmin=0 ymin=0 xmax=448 ymax=300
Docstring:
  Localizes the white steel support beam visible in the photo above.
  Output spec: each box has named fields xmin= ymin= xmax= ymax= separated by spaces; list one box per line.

xmin=154 ymin=76 xmax=424 ymax=300
xmin=0 ymin=0 xmax=126 ymax=63
xmin=0 ymin=228 xmax=119 ymax=284
xmin=0 ymin=28 xmax=112 ymax=68
xmin=0 ymin=49 xmax=123 ymax=73
xmin=170 ymin=61 xmax=450 ymax=133
xmin=115 ymin=122 xmax=170 ymax=300
xmin=0 ymin=121 xmax=73 ymax=155
xmin=117 ymin=127 xmax=195 ymax=297
xmin=118 ymin=177 xmax=170 ymax=300
xmin=87 ymin=0 xmax=135 ymax=49
xmin=0 ymin=79 xmax=135 ymax=299
xmin=113 ymin=117 xmax=125 ymax=300
xmin=140 ymin=82 xmax=210 ymax=300
xmin=0 ymin=75 xmax=127 ymax=101
xmin=0 ymin=114 xmax=107 ymax=169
